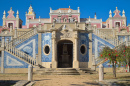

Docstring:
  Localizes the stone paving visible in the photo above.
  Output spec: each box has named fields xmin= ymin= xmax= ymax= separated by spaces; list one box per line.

xmin=0 ymin=73 xmax=130 ymax=86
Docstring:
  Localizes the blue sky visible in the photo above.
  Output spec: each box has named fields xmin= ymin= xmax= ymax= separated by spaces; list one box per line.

xmin=0 ymin=0 xmax=130 ymax=26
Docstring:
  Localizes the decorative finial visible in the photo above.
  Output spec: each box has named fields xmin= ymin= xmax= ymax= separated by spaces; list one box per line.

xmin=109 ymin=10 xmax=112 ymax=17
xmin=3 ymin=10 xmax=6 ymax=18
xmin=94 ymin=12 xmax=97 ymax=19
xmin=116 ymin=7 xmax=118 ymax=10
xmin=10 ymin=7 xmax=12 ymax=10
xmin=122 ymin=10 xmax=125 ymax=17
xmin=3 ymin=10 xmax=6 ymax=15
xmin=69 ymin=6 xmax=70 ymax=9
xmin=89 ymin=16 xmax=90 ymax=22
xmin=59 ymin=8 xmax=61 ymax=13
xmin=16 ymin=10 xmax=19 ymax=18
xmin=17 ymin=10 xmax=19 ymax=15
xmin=39 ymin=16 xmax=41 ymax=23
xmin=50 ymin=7 xmax=52 ymax=13
xmin=78 ymin=7 xmax=80 ymax=13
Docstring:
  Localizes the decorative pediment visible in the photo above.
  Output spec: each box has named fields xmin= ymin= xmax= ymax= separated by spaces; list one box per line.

xmin=7 ymin=7 xmax=15 ymax=18
xmin=113 ymin=7 xmax=121 ymax=17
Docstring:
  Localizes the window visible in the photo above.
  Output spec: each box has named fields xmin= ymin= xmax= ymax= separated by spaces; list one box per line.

xmin=80 ymin=45 xmax=87 ymax=55
xmin=115 ymin=22 xmax=120 ymax=27
xmin=44 ymin=45 xmax=50 ymax=55
xmin=64 ymin=18 xmax=67 ymax=23
xmin=8 ymin=23 xmax=13 ymax=28
xmin=69 ymin=18 xmax=70 ymax=22
xmin=108 ymin=24 xmax=109 ymax=28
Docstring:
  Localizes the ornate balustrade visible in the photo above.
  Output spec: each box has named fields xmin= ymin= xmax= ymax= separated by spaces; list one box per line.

xmin=93 ymin=27 xmax=123 ymax=46
xmin=10 ymin=28 xmax=37 ymax=46
xmin=5 ymin=42 xmax=36 ymax=65
xmin=94 ymin=41 xmax=127 ymax=67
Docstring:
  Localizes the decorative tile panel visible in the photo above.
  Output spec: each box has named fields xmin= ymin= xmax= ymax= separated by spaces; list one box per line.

xmin=4 ymin=51 xmax=29 ymax=68
xmin=16 ymin=34 xmax=38 ymax=58
xmin=118 ymin=35 xmax=129 ymax=42
xmin=92 ymin=34 xmax=115 ymax=68
xmin=78 ymin=33 xmax=89 ymax=62
xmin=41 ymin=33 xmax=52 ymax=62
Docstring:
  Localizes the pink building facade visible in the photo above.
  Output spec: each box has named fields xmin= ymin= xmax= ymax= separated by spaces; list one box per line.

xmin=0 ymin=6 xmax=128 ymax=32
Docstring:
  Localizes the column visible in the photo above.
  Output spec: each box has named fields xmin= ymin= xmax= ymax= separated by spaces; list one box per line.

xmin=89 ymin=32 xmax=94 ymax=69
xmin=99 ymin=64 xmax=104 ymax=81
xmin=116 ymin=35 xmax=119 ymax=46
xmin=14 ymin=27 xmax=17 ymax=38
xmin=36 ymin=54 xmax=38 ymax=65
xmin=28 ymin=64 xmax=33 ymax=81
xmin=6 ymin=38 xmax=9 ymax=50
xmin=1 ymin=37 xmax=5 ymax=73
xmin=52 ymin=31 xmax=57 ymax=68
xmin=38 ymin=33 xmax=42 ymax=65
xmin=125 ymin=36 xmax=128 ymax=46
xmin=73 ymin=31 xmax=79 ymax=68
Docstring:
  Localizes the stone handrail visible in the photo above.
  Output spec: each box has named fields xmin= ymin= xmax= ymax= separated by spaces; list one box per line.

xmin=9 ymin=28 xmax=37 ymax=46
xmin=94 ymin=41 xmax=127 ymax=67
xmin=5 ymin=42 xmax=36 ymax=65
xmin=17 ymin=30 xmax=30 ymax=37
xmin=93 ymin=28 xmax=122 ymax=46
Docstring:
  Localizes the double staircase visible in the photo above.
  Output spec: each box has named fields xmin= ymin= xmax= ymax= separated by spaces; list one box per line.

xmin=2 ymin=26 xmax=129 ymax=74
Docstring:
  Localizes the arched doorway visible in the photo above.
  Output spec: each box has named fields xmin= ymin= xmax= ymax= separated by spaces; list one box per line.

xmin=57 ymin=40 xmax=73 ymax=68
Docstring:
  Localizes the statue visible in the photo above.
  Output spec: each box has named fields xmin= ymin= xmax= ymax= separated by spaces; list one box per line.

xmin=63 ymin=44 xmax=68 ymax=54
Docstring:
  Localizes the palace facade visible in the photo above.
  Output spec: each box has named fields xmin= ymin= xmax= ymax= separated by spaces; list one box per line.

xmin=0 ymin=6 xmax=130 ymax=73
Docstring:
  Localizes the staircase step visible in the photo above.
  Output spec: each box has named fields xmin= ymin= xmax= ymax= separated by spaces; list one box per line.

xmin=35 ymin=68 xmax=98 ymax=75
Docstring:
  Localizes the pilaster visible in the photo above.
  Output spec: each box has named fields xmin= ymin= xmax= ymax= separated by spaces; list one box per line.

xmin=88 ymin=33 xmax=94 ymax=69
xmin=38 ymin=33 xmax=42 ymax=65
xmin=1 ymin=37 xmax=5 ymax=73
xmin=52 ymin=30 xmax=57 ymax=68
xmin=73 ymin=31 xmax=79 ymax=68
xmin=14 ymin=27 xmax=17 ymax=38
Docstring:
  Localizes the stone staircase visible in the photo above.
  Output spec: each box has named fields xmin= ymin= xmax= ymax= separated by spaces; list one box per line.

xmin=34 ymin=68 xmax=97 ymax=75
xmin=92 ymin=28 xmax=129 ymax=67
xmin=9 ymin=28 xmax=37 ymax=47
xmin=34 ymin=68 xmax=80 ymax=75
xmin=76 ymin=68 xmax=98 ymax=74
xmin=94 ymin=41 xmax=127 ymax=67
xmin=3 ymin=28 xmax=38 ymax=66
xmin=93 ymin=28 xmax=122 ymax=46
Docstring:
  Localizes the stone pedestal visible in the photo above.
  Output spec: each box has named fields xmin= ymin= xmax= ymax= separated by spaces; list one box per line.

xmin=28 ymin=64 xmax=33 ymax=81
xmin=73 ymin=61 xmax=79 ymax=68
xmin=99 ymin=64 xmax=104 ymax=81
xmin=52 ymin=61 xmax=57 ymax=68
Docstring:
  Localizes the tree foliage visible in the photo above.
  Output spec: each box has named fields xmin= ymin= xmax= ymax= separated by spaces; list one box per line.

xmin=99 ymin=45 xmax=130 ymax=77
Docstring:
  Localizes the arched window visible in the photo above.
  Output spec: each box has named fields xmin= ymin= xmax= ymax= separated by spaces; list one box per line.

xmin=8 ymin=23 xmax=13 ymax=28
xmin=64 ymin=18 xmax=67 ymax=23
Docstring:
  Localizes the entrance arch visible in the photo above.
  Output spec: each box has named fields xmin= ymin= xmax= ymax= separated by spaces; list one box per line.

xmin=57 ymin=40 xmax=73 ymax=68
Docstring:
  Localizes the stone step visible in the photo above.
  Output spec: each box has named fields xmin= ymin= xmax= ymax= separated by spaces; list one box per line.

xmin=35 ymin=68 xmax=80 ymax=75
xmin=37 ymin=70 xmax=78 ymax=72
xmin=40 ymin=72 xmax=80 ymax=75
xmin=35 ymin=68 xmax=98 ymax=75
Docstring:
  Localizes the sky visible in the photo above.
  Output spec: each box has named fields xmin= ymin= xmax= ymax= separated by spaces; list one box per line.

xmin=0 ymin=0 xmax=130 ymax=26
